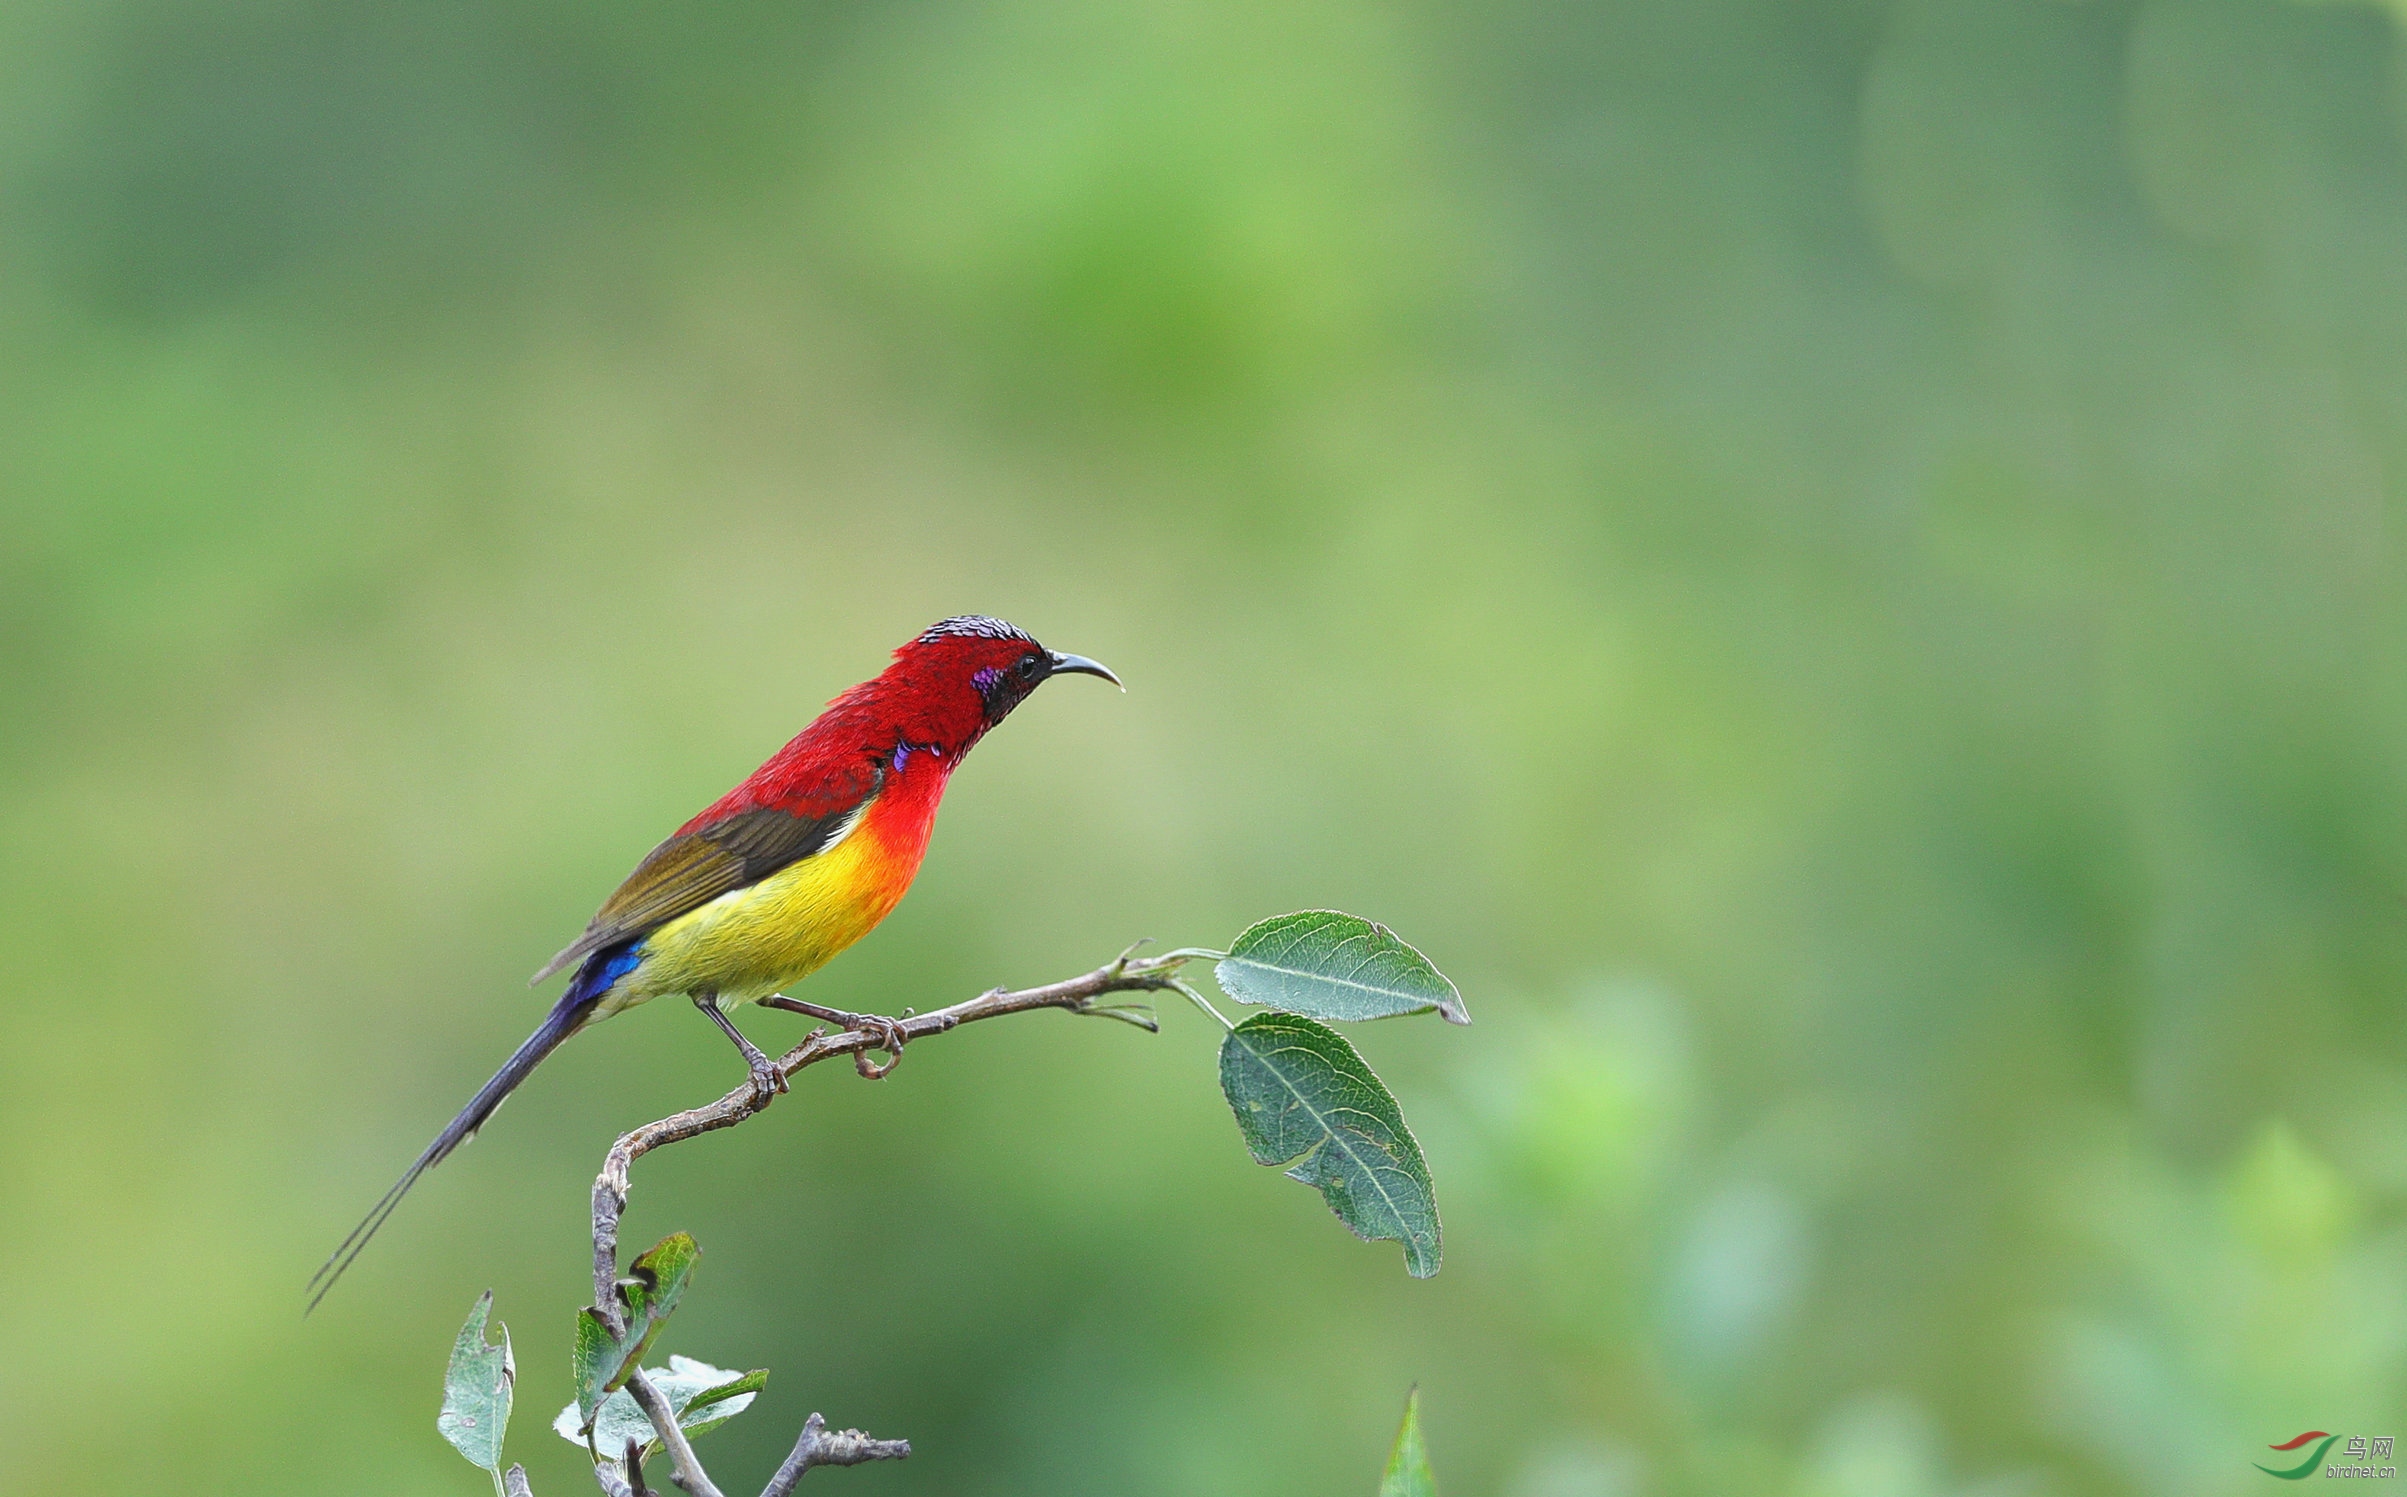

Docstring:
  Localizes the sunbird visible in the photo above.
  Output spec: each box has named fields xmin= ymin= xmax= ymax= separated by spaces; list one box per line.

xmin=311 ymin=616 xmax=1119 ymax=1308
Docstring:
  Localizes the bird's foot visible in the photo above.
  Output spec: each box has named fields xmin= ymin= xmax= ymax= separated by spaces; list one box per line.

xmin=848 ymin=1012 xmax=908 ymax=1080
xmin=747 ymin=1052 xmax=790 ymax=1100
xmin=695 ymin=992 xmax=788 ymax=1102
xmin=762 ymin=995 xmax=907 ymax=1079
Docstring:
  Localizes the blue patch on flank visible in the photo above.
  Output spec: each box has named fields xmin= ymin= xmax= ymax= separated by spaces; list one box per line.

xmin=567 ymin=941 xmax=645 ymax=1006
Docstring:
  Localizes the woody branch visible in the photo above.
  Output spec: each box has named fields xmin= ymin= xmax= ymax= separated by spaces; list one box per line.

xmin=583 ymin=947 xmax=1192 ymax=1497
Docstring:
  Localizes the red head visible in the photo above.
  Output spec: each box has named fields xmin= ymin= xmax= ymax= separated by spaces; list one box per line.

xmin=693 ymin=617 xmax=1120 ymax=828
xmin=869 ymin=615 xmax=1121 ymax=758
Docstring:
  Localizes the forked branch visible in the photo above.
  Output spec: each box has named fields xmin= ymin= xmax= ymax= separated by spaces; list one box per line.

xmin=581 ymin=947 xmax=1197 ymax=1497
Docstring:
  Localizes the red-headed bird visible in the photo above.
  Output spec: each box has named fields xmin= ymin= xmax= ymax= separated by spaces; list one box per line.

xmin=311 ymin=616 xmax=1118 ymax=1308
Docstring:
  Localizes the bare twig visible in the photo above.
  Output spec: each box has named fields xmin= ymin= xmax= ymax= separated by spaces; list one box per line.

xmin=591 ymin=949 xmax=1184 ymax=1311
xmin=625 ymin=1369 xmax=724 ymax=1497
xmin=761 ymin=1414 xmax=912 ymax=1495
xmin=576 ymin=946 xmax=1191 ymax=1497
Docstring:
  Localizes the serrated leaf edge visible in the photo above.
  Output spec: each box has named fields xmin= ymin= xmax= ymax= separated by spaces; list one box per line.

xmin=1222 ymin=1013 xmax=1440 ymax=1275
xmin=1218 ymin=911 xmax=1468 ymax=1024
xmin=439 ymin=1291 xmax=516 ymax=1475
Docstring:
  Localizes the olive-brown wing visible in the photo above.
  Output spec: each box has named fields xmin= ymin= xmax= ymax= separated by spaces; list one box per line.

xmin=530 ymin=792 xmax=877 ymax=985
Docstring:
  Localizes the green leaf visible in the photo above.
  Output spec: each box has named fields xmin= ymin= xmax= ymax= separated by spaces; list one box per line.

xmin=1215 ymin=912 xmax=1468 ymax=1025
xmin=676 ymin=1364 xmax=771 ymax=1440
xmin=1380 ymin=1387 xmax=1436 ymax=1497
xmin=554 ymin=1356 xmax=768 ymax=1459
xmin=438 ymin=1291 xmax=515 ymax=1476
xmin=571 ymin=1308 xmax=621 ymax=1429
xmin=1219 ymin=1012 xmax=1441 ymax=1276
xmin=573 ymin=1231 xmax=703 ymax=1431
xmin=626 ymin=1231 xmax=701 ymax=1327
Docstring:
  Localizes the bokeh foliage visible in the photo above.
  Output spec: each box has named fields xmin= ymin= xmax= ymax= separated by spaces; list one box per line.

xmin=4 ymin=0 xmax=2407 ymax=1493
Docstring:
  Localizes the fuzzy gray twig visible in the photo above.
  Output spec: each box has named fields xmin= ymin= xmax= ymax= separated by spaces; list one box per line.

xmin=760 ymin=1414 xmax=913 ymax=1495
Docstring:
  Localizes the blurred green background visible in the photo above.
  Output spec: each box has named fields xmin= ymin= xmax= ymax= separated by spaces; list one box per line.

xmin=5 ymin=0 xmax=2406 ymax=1491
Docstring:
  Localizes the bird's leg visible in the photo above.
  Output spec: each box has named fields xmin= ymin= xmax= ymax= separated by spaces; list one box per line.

xmin=693 ymin=993 xmax=787 ymax=1099
xmin=760 ymin=994 xmax=908 ymax=1079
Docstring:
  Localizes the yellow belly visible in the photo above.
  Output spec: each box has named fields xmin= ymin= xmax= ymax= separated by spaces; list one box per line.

xmin=600 ymin=822 xmax=911 ymax=1016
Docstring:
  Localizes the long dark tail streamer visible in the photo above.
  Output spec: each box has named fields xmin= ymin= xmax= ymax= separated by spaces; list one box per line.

xmin=307 ymin=991 xmax=594 ymax=1313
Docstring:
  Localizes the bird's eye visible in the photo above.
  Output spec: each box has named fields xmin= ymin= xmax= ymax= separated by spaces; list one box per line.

xmin=1018 ymin=655 xmax=1042 ymax=677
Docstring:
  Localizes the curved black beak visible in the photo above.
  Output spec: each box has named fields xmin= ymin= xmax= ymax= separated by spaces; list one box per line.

xmin=1047 ymin=651 xmax=1123 ymax=689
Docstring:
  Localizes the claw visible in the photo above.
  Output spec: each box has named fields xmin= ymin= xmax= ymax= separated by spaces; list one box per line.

xmin=749 ymin=1055 xmax=789 ymax=1099
xmin=697 ymin=992 xmax=789 ymax=1101
xmin=852 ymin=1014 xmax=907 ymax=1080
xmin=759 ymin=994 xmax=907 ymax=1079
